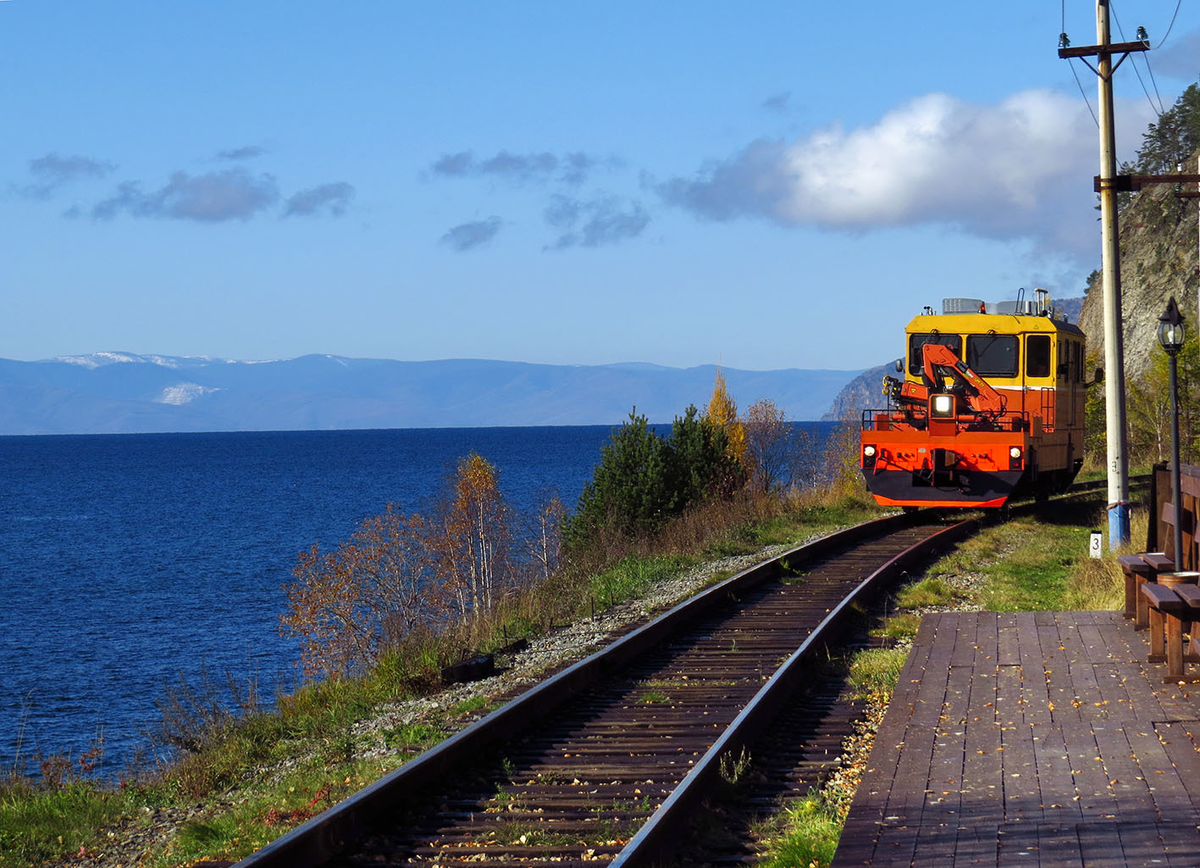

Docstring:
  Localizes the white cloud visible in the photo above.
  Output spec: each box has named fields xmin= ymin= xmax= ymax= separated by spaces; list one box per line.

xmin=659 ymin=89 xmax=1153 ymax=262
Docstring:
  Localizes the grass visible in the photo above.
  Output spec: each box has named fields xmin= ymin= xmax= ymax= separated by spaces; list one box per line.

xmin=383 ymin=722 xmax=443 ymax=752
xmin=637 ymin=689 xmax=670 ymax=705
xmin=449 ymin=696 xmax=493 ymax=717
xmin=755 ymin=789 xmax=844 ymax=868
xmin=0 ymin=782 xmax=127 ymax=868
xmin=892 ymin=505 xmax=1132 ymax=616
xmin=895 ymin=577 xmax=960 ymax=609
xmin=965 ymin=514 xmax=1113 ymax=612
xmin=149 ymin=758 xmax=393 ymax=866
xmin=871 ymin=611 xmax=921 ymax=642
xmin=846 ymin=647 xmax=909 ymax=702
xmin=588 ymin=555 xmax=686 ymax=609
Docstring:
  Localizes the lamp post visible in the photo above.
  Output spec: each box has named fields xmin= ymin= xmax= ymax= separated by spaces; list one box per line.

xmin=1158 ymin=296 xmax=1186 ymax=567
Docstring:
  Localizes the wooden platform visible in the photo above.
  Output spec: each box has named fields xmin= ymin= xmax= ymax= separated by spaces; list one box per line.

xmin=833 ymin=611 xmax=1200 ymax=867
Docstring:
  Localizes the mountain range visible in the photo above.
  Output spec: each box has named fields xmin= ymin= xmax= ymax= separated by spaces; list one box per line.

xmin=0 ymin=353 xmax=862 ymax=435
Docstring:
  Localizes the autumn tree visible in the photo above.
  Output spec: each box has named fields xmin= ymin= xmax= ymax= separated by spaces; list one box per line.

xmin=281 ymin=452 xmax=528 ymax=675
xmin=705 ymin=368 xmax=747 ymax=467
xmin=520 ymin=491 xmax=565 ymax=585
xmin=820 ymin=410 xmax=873 ymax=502
xmin=434 ymin=453 xmax=511 ymax=627
xmin=280 ymin=506 xmax=439 ymax=678
xmin=744 ymin=398 xmax=799 ymax=492
xmin=1126 ymin=331 xmax=1200 ymax=465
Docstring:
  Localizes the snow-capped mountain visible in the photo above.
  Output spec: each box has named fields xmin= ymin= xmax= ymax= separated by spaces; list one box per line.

xmin=0 ymin=353 xmax=861 ymax=435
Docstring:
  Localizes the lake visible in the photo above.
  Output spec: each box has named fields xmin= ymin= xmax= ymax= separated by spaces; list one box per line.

xmin=0 ymin=422 xmax=836 ymax=776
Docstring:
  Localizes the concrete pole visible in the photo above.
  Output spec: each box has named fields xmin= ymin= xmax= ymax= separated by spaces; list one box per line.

xmin=1097 ymin=0 xmax=1131 ymax=547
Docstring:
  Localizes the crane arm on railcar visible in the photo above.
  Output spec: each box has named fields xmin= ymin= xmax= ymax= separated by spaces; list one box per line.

xmin=920 ymin=343 xmax=1006 ymax=415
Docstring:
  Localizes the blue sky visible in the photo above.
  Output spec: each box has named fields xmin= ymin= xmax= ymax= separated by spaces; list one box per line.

xmin=3 ymin=1 xmax=1198 ymax=371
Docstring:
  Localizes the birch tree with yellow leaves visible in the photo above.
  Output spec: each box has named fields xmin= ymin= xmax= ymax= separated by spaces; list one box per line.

xmin=434 ymin=452 xmax=511 ymax=628
xmin=705 ymin=368 xmax=747 ymax=468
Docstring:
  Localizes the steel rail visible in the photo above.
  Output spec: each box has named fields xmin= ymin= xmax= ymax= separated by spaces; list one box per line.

xmin=610 ymin=516 xmax=981 ymax=866
xmin=234 ymin=512 xmax=927 ymax=868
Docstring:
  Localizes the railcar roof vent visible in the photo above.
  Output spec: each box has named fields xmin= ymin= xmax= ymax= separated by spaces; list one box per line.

xmin=996 ymin=300 xmax=1039 ymax=315
xmin=942 ymin=297 xmax=986 ymax=314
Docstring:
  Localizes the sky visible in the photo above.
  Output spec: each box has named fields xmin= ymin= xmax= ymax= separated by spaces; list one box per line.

xmin=2 ymin=1 xmax=1198 ymax=372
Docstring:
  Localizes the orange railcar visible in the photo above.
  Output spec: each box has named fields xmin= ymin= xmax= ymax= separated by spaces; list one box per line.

xmin=860 ymin=292 xmax=1087 ymax=509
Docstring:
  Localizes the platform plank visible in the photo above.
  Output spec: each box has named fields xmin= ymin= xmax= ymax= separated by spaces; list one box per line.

xmin=833 ymin=611 xmax=1200 ymax=867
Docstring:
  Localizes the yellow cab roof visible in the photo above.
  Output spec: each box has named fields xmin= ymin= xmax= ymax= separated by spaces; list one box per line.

xmin=905 ymin=312 xmax=1085 ymax=337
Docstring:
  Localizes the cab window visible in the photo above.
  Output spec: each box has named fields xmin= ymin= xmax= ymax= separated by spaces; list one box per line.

xmin=908 ymin=333 xmax=962 ymax=375
xmin=966 ymin=334 xmax=1018 ymax=376
xmin=1027 ymin=335 xmax=1051 ymax=378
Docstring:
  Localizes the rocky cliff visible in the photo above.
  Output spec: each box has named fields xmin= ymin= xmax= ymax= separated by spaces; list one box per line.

xmin=821 ymin=362 xmax=894 ymax=421
xmin=1080 ymin=153 xmax=1200 ymax=375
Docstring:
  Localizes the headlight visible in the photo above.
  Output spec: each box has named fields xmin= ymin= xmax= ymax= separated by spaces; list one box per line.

xmin=931 ymin=394 xmax=954 ymax=417
xmin=1009 ymin=446 xmax=1022 ymax=459
xmin=863 ymin=445 xmax=877 ymax=458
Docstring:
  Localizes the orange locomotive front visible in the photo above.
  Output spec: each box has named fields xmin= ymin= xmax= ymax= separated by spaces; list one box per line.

xmin=860 ymin=291 xmax=1087 ymax=509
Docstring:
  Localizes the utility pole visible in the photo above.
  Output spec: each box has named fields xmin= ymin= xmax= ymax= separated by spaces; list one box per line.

xmin=1058 ymin=1 xmax=1149 ymax=548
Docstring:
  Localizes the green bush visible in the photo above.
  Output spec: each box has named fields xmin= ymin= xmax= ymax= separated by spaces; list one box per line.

xmin=565 ymin=407 xmax=743 ymax=549
xmin=667 ymin=405 xmax=743 ymax=506
xmin=567 ymin=411 xmax=673 ymax=546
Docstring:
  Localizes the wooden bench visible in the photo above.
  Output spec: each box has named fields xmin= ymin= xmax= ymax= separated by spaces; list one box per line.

xmin=1120 ymin=554 xmax=1157 ymax=626
xmin=1141 ymin=582 xmax=1189 ymax=681
xmin=1141 ymin=551 xmax=1176 ymax=573
xmin=1120 ymin=552 xmax=1175 ymax=629
xmin=1140 ymin=573 xmax=1200 ymax=681
xmin=1177 ymin=583 xmax=1200 ymax=665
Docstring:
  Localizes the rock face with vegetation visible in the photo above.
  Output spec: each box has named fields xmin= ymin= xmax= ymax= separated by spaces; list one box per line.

xmin=1079 ymin=183 xmax=1197 ymax=377
xmin=1080 ymin=85 xmax=1200 ymax=377
xmin=822 ymin=363 xmax=894 ymax=422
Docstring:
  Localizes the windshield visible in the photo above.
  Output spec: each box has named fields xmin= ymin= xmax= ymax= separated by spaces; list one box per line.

xmin=966 ymin=334 xmax=1018 ymax=376
xmin=908 ymin=333 xmax=962 ymax=375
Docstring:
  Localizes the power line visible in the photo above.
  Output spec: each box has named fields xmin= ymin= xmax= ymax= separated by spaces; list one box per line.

xmin=1143 ymin=53 xmax=1167 ymax=117
xmin=1155 ymin=0 xmax=1185 ymax=49
xmin=1070 ymin=59 xmax=1101 ymax=128
xmin=1062 ymin=0 xmax=1099 ymax=126
xmin=1110 ymin=1 xmax=1166 ymax=116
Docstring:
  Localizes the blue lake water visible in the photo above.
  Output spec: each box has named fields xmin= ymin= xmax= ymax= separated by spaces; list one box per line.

xmin=0 ymin=423 xmax=834 ymax=777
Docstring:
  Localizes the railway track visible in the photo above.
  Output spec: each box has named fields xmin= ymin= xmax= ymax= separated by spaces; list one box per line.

xmin=237 ymin=512 xmax=984 ymax=868
xmin=236 ymin=478 xmax=1135 ymax=867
